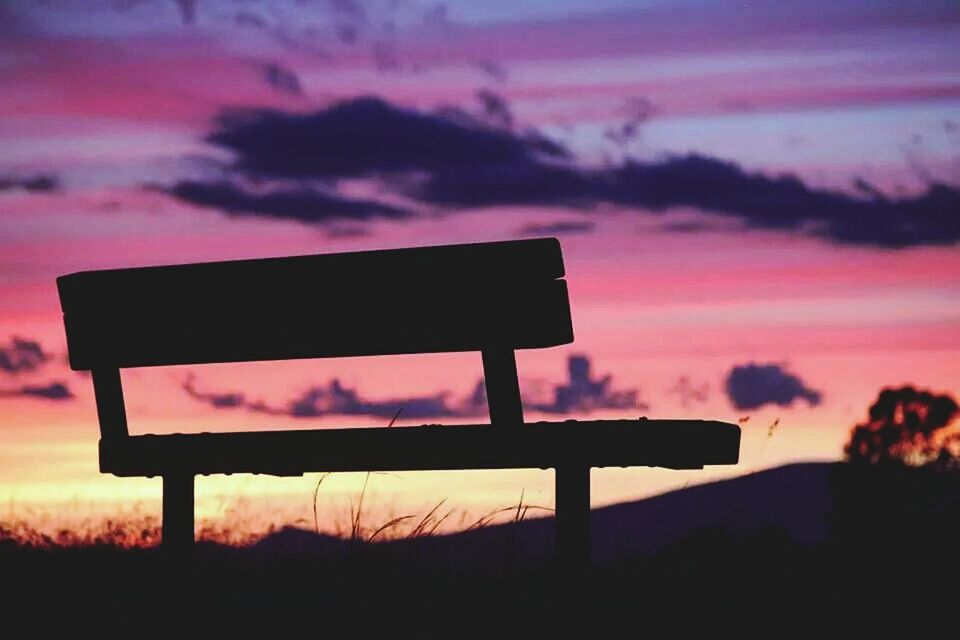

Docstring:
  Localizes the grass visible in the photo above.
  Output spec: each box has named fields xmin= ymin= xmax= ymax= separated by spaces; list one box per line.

xmin=3 ymin=463 xmax=960 ymax=636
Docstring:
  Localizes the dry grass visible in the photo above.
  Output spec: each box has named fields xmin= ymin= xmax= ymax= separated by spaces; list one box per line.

xmin=1 ymin=473 xmax=551 ymax=551
xmin=0 ymin=516 xmax=162 ymax=548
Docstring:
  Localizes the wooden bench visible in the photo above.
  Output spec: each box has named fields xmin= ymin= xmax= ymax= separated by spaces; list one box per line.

xmin=57 ymin=237 xmax=740 ymax=567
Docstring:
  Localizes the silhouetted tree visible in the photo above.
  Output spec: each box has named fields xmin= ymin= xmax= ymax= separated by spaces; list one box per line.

xmin=844 ymin=386 xmax=959 ymax=468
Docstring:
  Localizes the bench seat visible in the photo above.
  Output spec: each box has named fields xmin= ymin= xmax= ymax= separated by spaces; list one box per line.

xmin=101 ymin=419 xmax=740 ymax=477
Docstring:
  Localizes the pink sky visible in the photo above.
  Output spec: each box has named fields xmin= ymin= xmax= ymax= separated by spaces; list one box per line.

xmin=1 ymin=0 xmax=958 ymax=537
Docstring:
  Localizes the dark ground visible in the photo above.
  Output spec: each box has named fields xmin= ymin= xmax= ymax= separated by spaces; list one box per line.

xmin=3 ymin=463 xmax=959 ymax=637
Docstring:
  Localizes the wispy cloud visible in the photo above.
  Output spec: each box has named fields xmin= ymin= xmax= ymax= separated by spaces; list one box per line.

xmin=0 ymin=381 xmax=74 ymax=402
xmin=517 ymin=221 xmax=595 ymax=236
xmin=161 ymin=180 xmax=410 ymax=225
xmin=261 ymin=62 xmax=304 ymax=97
xmin=183 ymin=355 xmax=642 ymax=420
xmin=0 ymin=175 xmax=58 ymax=193
xmin=526 ymin=355 xmax=646 ymax=414
xmin=182 ymin=373 xmax=483 ymax=421
xmin=0 ymin=337 xmax=53 ymax=375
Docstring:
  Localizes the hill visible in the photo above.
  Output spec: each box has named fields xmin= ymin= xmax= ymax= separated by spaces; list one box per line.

xmin=4 ymin=461 xmax=960 ymax=635
xmin=253 ymin=462 xmax=836 ymax=566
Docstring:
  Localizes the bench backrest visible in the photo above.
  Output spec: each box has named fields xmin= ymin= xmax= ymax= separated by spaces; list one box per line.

xmin=57 ymin=238 xmax=574 ymax=438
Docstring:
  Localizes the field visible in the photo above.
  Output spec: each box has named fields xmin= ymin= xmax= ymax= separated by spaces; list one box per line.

xmin=3 ymin=462 xmax=958 ymax=636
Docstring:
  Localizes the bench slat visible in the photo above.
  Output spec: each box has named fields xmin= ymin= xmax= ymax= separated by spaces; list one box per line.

xmin=63 ymin=279 xmax=573 ymax=369
xmin=58 ymin=238 xmax=573 ymax=369
xmin=100 ymin=419 xmax=741 ymax=476
xmin=57 ymin=238 xmax=564 ymax=316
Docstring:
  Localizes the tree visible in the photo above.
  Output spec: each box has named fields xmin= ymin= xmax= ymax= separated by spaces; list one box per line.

xmin=844 ymin=386 xmax=959 ymax=468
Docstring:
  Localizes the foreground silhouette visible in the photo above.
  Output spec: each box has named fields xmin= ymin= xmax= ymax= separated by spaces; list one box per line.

xmin=3 ymin=462 xmax=958 ymax=635
xmin=56 ymin=238 xmax=739 ymax=569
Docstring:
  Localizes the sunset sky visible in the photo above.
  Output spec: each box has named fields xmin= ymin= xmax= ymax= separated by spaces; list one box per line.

xmin=1 ymin=0 xmax=958 ymax=536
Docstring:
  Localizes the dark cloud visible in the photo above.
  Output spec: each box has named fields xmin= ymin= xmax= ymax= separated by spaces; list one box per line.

xmin=262 ymin=62 xmax=304 ymax=97
xmin=658 ymin=219 xmax=733 ymax=234
xmin=183 ymin=374 xmax=247 ymax=409
xmin=0 ymin=174 xmax=58 ymax=193
xmin=0 ymin=337 xmax=52 ymax=375
xmin=183 ymin=375 xmax=483 ymax=421
xmin=286 ymin=379 xmax=480 ymax=420
xmin=163 ymin=180 xmax=410 ymax=224
xmin=527 ymin=355 xmax=646 ymax=415
xmin=725 ymin=363 xmax=822 ymax=411
xmin=204 ymin=96 xmax=568 ymax=180
xmin=191 ymin=96 xmax=958 ymax=248
xmin=517 ymin=221 xmax=595 ymax=236
xmin=183 ymin=355 xmax=639 ymax=421
xmin=418 ymin=154 xmax=960 ymax=248
xmin=0 ymin=381 xmax=74 ymax=402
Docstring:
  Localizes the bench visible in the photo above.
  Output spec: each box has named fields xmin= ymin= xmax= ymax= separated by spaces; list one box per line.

xmin=57 ymin=237 xmax=740 ymax=567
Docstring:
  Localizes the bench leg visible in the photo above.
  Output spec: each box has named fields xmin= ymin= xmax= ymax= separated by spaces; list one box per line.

xmin=556 ymin=463 xmax=590 ymax=575
xmin=481 ymin=349 xmax=524 ymax=426
xmin=162 ymin=473 xmax=194 ymax=554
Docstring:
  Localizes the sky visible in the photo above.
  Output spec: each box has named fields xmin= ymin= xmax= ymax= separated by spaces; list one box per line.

xmin=1 ymin=0 xmax=958 ymax=537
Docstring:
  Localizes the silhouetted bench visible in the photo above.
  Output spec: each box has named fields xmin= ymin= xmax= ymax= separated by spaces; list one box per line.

xmin=57 ymin=238 xmax=740 ymax=567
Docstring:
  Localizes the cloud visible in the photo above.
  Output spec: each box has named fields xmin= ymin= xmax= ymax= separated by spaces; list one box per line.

xmin=203 ymin=96 xmax=568 ymax=180
xmin=183 ymin=96 xmax=958 ymax=248
xmin=517 ymin=221 xmax=595 ymax=236
xmin=183 ymin=374 xmax=248 ymax=409
xmin=286 ymin=379 xmax=480 ymax=420
xmin=163 ymin=180 xmax=410 ymax=224
xmin=0 ymin=174 xmax=58 ymax=193
xmin=526 ymin=355 xmax=646 ymax=415
xmin=417 ymin=154 xmax=960 ymax=248
xmin=724 ymin=363 xmax=822 ymax=411
xmin=0 ymin=381 xmax=74 ymax=402
xmin=658 ymin=219 xmax=734 ymax=234
xmin=262 ymin=62 xmax=304 ymax=97
xmin=183 ymin=374 xmax=483 ymax=421
xmin=183 ymin=355 xmax=641 ymax=421
xmin=0 ymin=337 xmax=52 ymax=375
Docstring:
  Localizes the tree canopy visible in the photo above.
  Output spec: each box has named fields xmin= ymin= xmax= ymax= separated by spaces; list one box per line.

xmin=845 ymin=386 xmax=959 ymax=469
